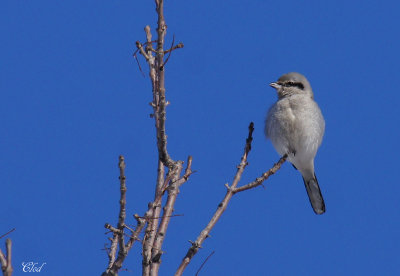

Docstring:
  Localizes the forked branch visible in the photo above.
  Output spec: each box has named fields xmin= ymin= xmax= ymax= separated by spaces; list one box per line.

xmin=0 ymin=239 xmax=13 ymax=276
xmin=103 ymin=0 xmax=288 ymax=275
xmin=174 ymin=123 xmax=287 ymax=276
xmin=102 ymin=157 xmax=146 ymax=276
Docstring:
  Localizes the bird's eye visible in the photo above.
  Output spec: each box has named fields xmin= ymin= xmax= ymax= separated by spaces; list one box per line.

xmin=287 ymin=81 xmax=294 ymax=86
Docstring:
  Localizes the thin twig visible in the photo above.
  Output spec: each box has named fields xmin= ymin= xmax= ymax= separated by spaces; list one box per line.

xmin=135 ymin=41 xmax=150 ymax=60
xmin=138 ymin=214 xmax=184 ymax=220
xmin=164 ymin=42 xmax=184 ymax=53
xmin=171 ymin=156 xmax=194 ymax=187
xmin=0 ymin=229 xmax=15 ymax=240
xmin=183 ymin=156 xmax=193 ymax=179
xmin=133 ymin=40 xmax=157 ymax=59
xmin=134 ymin=53 xmax=145 ymax=77
xmin=133 ymin=39 xmax=159 ymax=77
xmin=233 ymin=154 xmax=288 ymax=194
xmin=105 ymin=223 xmax=122 ymax=234
xmin=162 ymin=35 xmax=184 ymax=70
xmin=195 ymin=251 xmax=215 ymax=276
xmin=160 ymin=34 xmax=175 ymax=70
xmin=126 ymin=214 xmax=147 ymax=249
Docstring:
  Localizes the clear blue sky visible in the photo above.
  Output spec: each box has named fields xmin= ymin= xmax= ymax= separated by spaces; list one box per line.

xmin=1 ymin=1 xmax=399 ymax=275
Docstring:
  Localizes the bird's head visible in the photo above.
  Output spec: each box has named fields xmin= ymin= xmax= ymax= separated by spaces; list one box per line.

xmin=269 ymin=72 xmax=314 ymax=99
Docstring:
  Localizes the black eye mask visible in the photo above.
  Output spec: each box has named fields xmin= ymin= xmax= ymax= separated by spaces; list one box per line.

xmin=282 ymin=81 xmax=305 ymax=90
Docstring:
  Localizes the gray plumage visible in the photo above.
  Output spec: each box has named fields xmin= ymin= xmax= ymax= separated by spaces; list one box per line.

xmin=265 ymin=72 xmax=325 ymax=214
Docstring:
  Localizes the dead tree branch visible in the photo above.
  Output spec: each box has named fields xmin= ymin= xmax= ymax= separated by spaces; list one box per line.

xmin=150 ymin=163 xmax=183 ymax=275
xmin=102 ymin=157 xmax=147 ymax=276
xmin=233 ymin=155 xmax=288 ymax=194
xmin=0 ymin=229 xmax=15 ymax=241
xmin=149 ymin=156 xmax=193 ymax=275
xmin=117 ymin=156 xmax=127 ymax=258
xmin=142 ymin=160 xmax=164 ymax=276
xmin=102 ymin=1 xmax=188 ymax=269
xmin=0 ymin=239 xmax=13 ymax=276
xmin=135 ymin=0 xmax=184 ymax=170
xmin=153 ymin=0 xmax=173 ymax=168
xmin=195 ymin=251 xmax=215 ymax=276
xmin=103 ymin=0 xmax=289 ymax=275
xmin=174 ymin=123 xmax=287 ymax=276
xmin=135 ymin=1 xmax=187 ymax=275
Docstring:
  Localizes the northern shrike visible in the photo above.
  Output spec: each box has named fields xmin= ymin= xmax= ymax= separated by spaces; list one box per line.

xmin=265 ymin=72 xmax=325 ymax=214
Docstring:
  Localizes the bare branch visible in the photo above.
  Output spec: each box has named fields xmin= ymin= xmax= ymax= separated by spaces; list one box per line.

xmin=103 ymin=231 xmax=119 ymax=273
xmin=136 ymin=41 xmax=150 ymax=60
xmin=174 ymin=156 xmax=194 ymax=187
xmin=164 ymin=42 xmax=184 ymax=54
xmin=105 ymin=223 xmax=122 ymax=234
xmin=138 ymin=214 xmax=184 ymax=220
xmin=142 ymin=161 xmax=165 ymax=276
xmin=153 ymin=0 xmax=175 ymax=169
xmin=174 ymin=122 xmax=254 ymax=275
xmin=105 ymin=0 xmax=189 ymax=274
xmin=133 ymin=53 xmax=145 ymax=78
xmin=6 ymin=239 xmax=12 ymax=275
xmin=117 ymin=156 xmax=127 ymax=254
xmin=0 ymin=250 xmax=5 ymax=274
xmin=104 ymin=0 xmax=291 ymax=273
xmin=150 ymin=162 xmax=183 ymax=275
xmin=102 ymin=157 xmax=147 ymax=276
xmin=0 ymin=229 xmax=15 ymax=240
xmin=161 ymin=35 xmax=184 ymax=70
xmin=195 ymin=251 xmax=215 ymax=276
xmin=145 ymin=25 xmax=152 ymax=44
xmin=103 ymin=216 xmax=146 ymax=276
xmin=143 ymin=157 xmax=192 ymax=276
xmin=134 ymin=26 xmax=182 ymax=77
xmin=160 ymin=34 xmax=175 ymax=70
xmin=0 ymin=239 xmax=13 ymax=276
xmin=183 ymin=156 xmax=193 ymax=179
xmin=124 ymin=214 xmax=146 ymax=250
xmin=140 ymin=21 xmax=175 ymax=169
xmin=175 ymin=123 xmax=286 ymax=275
xmin=142 ymin=3 xmax=190 ymax=274
xmin=233 ymin=154 xmax=288 ymax=194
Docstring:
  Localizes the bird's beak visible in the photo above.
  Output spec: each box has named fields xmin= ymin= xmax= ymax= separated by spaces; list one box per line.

xmin=269 ymin=82 xmax=281 ymax=89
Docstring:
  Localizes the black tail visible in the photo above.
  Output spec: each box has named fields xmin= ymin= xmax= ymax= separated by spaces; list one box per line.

xmin=302 ymin=173 xmax=325 ymax=215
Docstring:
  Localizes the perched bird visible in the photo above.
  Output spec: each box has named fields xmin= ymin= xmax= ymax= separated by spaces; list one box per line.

xmin=265 ymin=72 xmax=326 ymax=214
